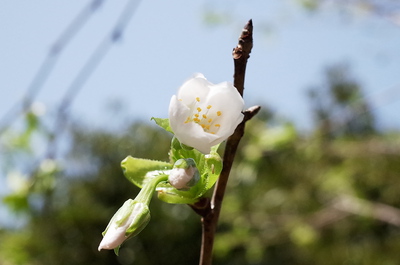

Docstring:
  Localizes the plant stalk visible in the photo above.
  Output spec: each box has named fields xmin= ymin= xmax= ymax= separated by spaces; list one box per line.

xmin=196 ymin=19 xmax=256 ymax=265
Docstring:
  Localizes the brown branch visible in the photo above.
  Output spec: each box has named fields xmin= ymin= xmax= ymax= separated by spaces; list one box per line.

xmin=233 ymin=19 xmax=253 ymax=97
xmin=307 ymin=195 xmax=400 ymax=230
xmin=195 ymin=19 xmax=257 ymax=265
xmin=331 ymin=195 xmax=400 ymax=227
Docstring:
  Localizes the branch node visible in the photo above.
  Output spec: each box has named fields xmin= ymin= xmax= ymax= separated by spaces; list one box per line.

xmin=243 ymin=105 xmax=261 ymax=122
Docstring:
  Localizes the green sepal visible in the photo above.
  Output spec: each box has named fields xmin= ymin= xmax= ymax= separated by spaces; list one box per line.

xmin=151 ymin=117 xmax=173 ymax=133
xmin=203 ymin=147 xmax=223 ymax=191
xmin=121 ymin=156 xmax=172 ymax=188
xmin=156 ymin=182 xmax=199 ymax=204
xmin=180 ymin=143 xmax=194 ymax=151
xmin=124 ymin=204 xmax=151 ymax=237
xmin=169 ymin=137 xmax=204 ymax=165
xmin=114 ymin=246 xmax=120 ymax=256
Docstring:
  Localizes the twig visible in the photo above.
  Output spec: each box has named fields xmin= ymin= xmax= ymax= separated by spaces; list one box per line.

xmin=331 ymin=194 xmax=400 ymax=227
xmin=28 ymin=0 xmax=142 ymax=215
xmin=195 ymin=19 xmax=258 ymax=265
xmin=0 ymin=0 xmax=106 ymax=135
xmin=44 ymin=0 xmax=142 ymax=160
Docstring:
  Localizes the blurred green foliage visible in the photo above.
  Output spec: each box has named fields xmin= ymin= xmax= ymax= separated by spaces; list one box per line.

xmin=1 ymin=64 xmax=400 ymax=264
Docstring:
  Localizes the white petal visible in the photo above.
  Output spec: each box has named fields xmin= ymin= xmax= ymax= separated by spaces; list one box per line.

xmin=169 ymin=96 xmax=191 ymax=124
xmin=169 ymin=96 xmax=218 ymax=153
xmin=205 ymin=82 xmax=244 ymax=141
xmin=98 ymin=200 xmax=139 ymax=251
xmin=177 ymin=74 xmax=210 ymax=106
xmin=98 ymin=224 xmax=127 ymax=251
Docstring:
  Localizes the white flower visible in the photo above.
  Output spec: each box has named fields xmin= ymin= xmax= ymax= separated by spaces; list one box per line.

xmin=98 ymin=199 xmax=150 ymax=251
xmin=169 ymin=73 xmax=244 ymax=154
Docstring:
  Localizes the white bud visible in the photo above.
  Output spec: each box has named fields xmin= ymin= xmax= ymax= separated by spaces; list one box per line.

xmin=168 ymin=158 xmax=200 ymax=190
xmin=98 ymin=199 xmax=150 ymax=251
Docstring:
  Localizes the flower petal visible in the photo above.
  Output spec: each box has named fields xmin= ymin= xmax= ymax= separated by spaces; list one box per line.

xmin=169 ymin=96 xmax=220 ymax=153
xmin=205 ymin=81 xmax=244 ymax=144
xmin=177 ymin=73 xmax=210 ymax=107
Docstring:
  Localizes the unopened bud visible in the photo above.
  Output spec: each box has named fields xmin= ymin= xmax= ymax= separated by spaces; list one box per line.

xmin=98 ymin=199 xmax=150 ymax=251
xmin=168 ymin=158 xmax=200 ymax=190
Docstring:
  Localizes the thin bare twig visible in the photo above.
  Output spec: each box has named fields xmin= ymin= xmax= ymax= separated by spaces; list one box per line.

xmin=0 ymin=0 xmax=106 ymax=135
xmin=44 ymin=0 xmax=142 ymax=160
xmin=194 ymin=19 xmax=258 ymax=265
xmin=28 ymin=0 xmax=141 ymax=215
xmin=331 ymin=194 xmax=400 ymax=227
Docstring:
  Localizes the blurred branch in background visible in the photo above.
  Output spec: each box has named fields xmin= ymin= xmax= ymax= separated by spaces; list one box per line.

xmin=0 ymin=0 xmax=106 ymax=135
xmin=309 ymin=194 xmax=400 ymax=229
xmin=45 ymin=0 xmax=141 ymax=161
xmin=0 ymin=0 xmax=142 ymax=217
xmin=331 ymin=195 xmax=400 ymax=227
xmin=37 ymin=0 xmax=141 ymax=216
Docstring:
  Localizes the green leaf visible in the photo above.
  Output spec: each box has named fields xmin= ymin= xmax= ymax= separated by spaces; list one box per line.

xmin=121 ymin=156 xmax=172 ymax=188
xmin=151 ymin=117 xmax=173 ymax=133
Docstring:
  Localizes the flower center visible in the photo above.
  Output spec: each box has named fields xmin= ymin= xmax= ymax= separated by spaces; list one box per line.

xmin=182 ymin=96 xmax=222 ymax=134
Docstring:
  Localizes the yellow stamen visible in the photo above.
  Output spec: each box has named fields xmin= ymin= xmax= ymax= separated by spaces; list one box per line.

xmin=208 ymin=119 xmax=212 ymax=123
xmin=215 ymin=124 xmax=221 ymax=127
xmin=202 ymin=114 xmax=207 ymax=119
xmin=217 ymin=111 xmax=222 ymax=116
xmin=194 ymin=114 xmax=199 ymax=118
xmin=196 ymin=97 xmax=200 ymax=102
xmin=207 ymin=105 xmax=212 ymax=109
xmin=197 ymin=107 xmax=202 ymax=112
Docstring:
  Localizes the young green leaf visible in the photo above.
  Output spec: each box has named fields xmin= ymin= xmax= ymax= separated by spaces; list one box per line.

xmin=151 ymin=117 xmax=173 ymax=133
xmin=121 ymin=156 xmax=172 ymax=188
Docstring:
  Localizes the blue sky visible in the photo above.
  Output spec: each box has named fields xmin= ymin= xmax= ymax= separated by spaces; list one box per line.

xmin=1 ymin=0 xmax=400 ymax=133
xmin=1 ymin=0 xmax=400 ymax=228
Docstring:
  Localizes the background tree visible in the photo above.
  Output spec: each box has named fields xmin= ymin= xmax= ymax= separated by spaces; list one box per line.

xmin=1 ymin=1 xmax=399 ymax=264
xmin=308 ymin=63 xmax=375 ymax=138
xmin=1 ymin=63 xmax=400 ymax=264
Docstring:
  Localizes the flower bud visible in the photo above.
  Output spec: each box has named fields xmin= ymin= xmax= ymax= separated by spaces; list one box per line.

xmin=98 ymin=199 xmax=150 ymax=251
xmin=168 ymin=158 xmax=200 ymax=190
